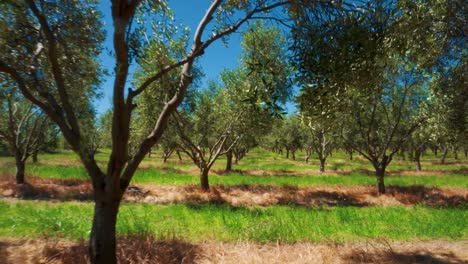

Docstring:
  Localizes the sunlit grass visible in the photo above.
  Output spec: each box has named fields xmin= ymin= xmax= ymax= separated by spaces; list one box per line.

xmin=0 ymin=147 xmax=466 ymax=188
xmin=0 ymin=162 xmax=466 ymax=187
xmin=1 ymin=148 xmax=466 ymax=174
xmin=0 ymin=200 xmax=465 ymax=242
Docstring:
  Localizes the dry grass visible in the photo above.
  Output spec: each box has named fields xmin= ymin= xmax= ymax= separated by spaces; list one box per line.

xmin=135 ymin=184 xmax=467 ymax=208
xmin=0 ymin=238 xmax=466 ymax=264
xmin=0 ymin=236 xmax=201 ymax=264
xmin=343 ymin=239 xmax=468 ymax=264
xmin=0 ymin=174 xmax=92 ymax=201
xmin=1 ymin=174 xmax=466 ymax=207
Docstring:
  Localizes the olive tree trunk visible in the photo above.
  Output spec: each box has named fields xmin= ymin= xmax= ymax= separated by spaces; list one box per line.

xmin=200 ymin=167 xmax=210 ymax=192
xmin=225 ymin=149 xmax=233 ymax=172
xmin=414 ymin=151 xmax=422 ymax=171
xmin=89 ymin=192 xmax=121 ymax=264
xmin=319 ymin=158 xmax=326 ymax=172
xmin=32 ymin=149 xmax=39 ymax=163
xmin=440 ymin=147 xmax=448 ymax=164
xmin=374 ymin=165 xmax=386 ymax=194
xmin=15 ymin=153 xmax=26 ymax=184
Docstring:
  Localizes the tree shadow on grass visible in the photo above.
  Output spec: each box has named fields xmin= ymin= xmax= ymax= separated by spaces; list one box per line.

xmin=13 ymin=182 xmax=93 ymax=201
xmin=384 ymin=185 xmax=467 ymax=207
xmin=181 ymin=184 xmax=369 ymax=208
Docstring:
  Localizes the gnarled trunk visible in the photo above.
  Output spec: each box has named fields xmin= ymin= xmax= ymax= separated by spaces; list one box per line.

xmin=89 ymin=193 xmax=121 ymax=264
xmin=200 ymin=167 xmax=210 ymax=192
xmin=440 ymin=148 xmax=448 ymax=164
xmin=162 ymin=150 xmax=172 ymax=163
xmin=15 ymin=153 xmax=25 ymax=184
xmin=319 ymin=158 xmax=326 ymax=172
xmin=375 ymin=166 xmax=386 ymax=194
xmin=32 ymin=150 xmax=38 ymax=163
xmin=414 ymin=154 xmax=422 ymax=172
xmin=348 ymin=151 xmax=353 ymax=161
xmin=286 ymin=149 xmax=289 ymax=159
xmin=225 ymin=149 xmax=233 ymax=172
xmin=291 ymin=150 xmax=296 ymax=160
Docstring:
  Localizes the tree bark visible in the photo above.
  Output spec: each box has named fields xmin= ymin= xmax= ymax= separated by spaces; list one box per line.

xmin=414 ymin=153 xmax=422 ymax=172
xmin=319 ymin=158 xmax=326 ymax=172
xmin=15 ymin=153 xmax=25 ymax=184
xmin=286 ymin=149 xmax=289 ymax=159
xmin=440 ymin=148 xmax=448 ymax=164
xmin=200 ymin=167 xmax=210 ymax=192
xmin=234 ymin=151 xmax=241 ymax=165
xmin=176 ymin=150 xmax=182 ymax=161
xmin=291 ymin=150 xmax=296 ymax=161
xmin=349 ymin=151 xmax=353 ymax=161
xmin=32 ymin=150 xmax=38 ymax=163
xmin=89 ymin=196 xmax=120 ymax=264
xmin=225 ymin=149 xmax=233 ymax=172
xmin=375 ymin=166 xmax=386 ymax=194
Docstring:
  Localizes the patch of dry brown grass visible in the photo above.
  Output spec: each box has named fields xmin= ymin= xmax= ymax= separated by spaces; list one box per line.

xmin=0 ymin=174 xmax=92 ymax=201
xmin=141 ymin=183 xmax=467 ymax=208
xmin=138 ymin=184 xmax=466 ymax=208
xmin=2 ymin=238 xmax=466 ymax=264
xmin=1 ymin=175 xmax=466 ymax=207
xmin=0 ymin=236 xmax=201 ymax=264
xmin=344 ymin=239 xmax=468 ymax=264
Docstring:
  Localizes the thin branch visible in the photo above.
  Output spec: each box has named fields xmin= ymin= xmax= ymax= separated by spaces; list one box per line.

xmin=26 ymin=0 xmax=80 ymax=136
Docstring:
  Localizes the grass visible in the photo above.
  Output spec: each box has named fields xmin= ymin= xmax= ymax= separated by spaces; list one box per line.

xmin=0 ymin=148 xmax=466 ymax=246
xmin=1 ymin=148 xmax=466 ymax=174
xmin=0 ymin=162 xmax=466 ymax=188
xmin=0 ymin=200 xmax=466 ymax=243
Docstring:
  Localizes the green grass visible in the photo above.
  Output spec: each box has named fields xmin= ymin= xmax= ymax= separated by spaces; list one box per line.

xmin=1 ymin=148 xmax=466 ymax=176
xmin=0 ymin=162 xmax=466 ymax=187
xmin=0 ymin=200 xmax=465 ymax=242
xmin=0 ymin=155 xmax=467 ymax=188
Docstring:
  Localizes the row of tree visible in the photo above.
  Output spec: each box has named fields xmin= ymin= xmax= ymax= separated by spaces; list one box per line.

xmin=0 ymin=0 xmax=465 ymax=263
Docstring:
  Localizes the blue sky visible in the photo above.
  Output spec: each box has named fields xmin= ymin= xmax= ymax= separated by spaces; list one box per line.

xmin=96 ymin=1 xmax=296 ymax=115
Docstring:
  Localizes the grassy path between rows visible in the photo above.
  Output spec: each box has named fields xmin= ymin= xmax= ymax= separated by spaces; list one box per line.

xmin=0 ymin=200 xmax=466 ymax=243
xmin=0 ymin=163 xmax=467 ymax=187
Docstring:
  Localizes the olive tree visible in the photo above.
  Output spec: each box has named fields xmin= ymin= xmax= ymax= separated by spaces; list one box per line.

xmin=0 ymin=84 xmax=50 ymax=183
xmin=0 ymin=0 xmax=300 ymax=262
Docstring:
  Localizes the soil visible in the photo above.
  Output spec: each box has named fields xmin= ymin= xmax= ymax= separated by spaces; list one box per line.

xmin=0 ymin=237 xmax=466 ymax=264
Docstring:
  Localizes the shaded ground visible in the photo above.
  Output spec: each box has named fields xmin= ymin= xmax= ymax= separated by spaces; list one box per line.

xmin=0 ymin=237 xmax=466 ymax=264
xmin=213 ymin=168 xmax=468 ymax=177
xmin=0 ymin=174 xmax=466 ymax=207
xmin=130 ymin=184 xmax=467 ymax=207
